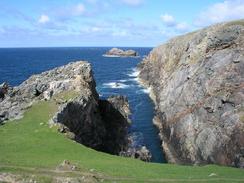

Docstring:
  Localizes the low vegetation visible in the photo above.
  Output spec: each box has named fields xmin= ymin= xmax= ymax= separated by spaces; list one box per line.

xmin=0 ymin=92 xmax=244 ymax=182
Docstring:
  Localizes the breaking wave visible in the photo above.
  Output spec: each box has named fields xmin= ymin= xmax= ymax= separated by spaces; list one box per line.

xmin=102 ymin=82 xmax=130 ymax=89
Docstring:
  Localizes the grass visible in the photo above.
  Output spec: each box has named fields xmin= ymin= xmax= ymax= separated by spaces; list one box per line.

xmin=0 ymin=91 xmax=244 ymax=182
xmin=225 ymin=19 xmax=244 ymax=27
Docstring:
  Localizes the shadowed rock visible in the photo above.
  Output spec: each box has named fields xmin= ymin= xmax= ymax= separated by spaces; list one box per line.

xmin=0 ymin=82 xmax=8 ymax=101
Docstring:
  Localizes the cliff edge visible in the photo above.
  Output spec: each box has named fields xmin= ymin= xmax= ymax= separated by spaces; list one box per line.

xmin=0 ymin=61 xmax=151 ymax=160
xmin=138 ymin=20 xmax=244 ymax=167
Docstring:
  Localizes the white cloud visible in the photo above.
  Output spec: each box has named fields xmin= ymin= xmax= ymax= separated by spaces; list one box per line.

xmin=160 ymin=29 xmax=177 ymax=38
xmin=160 ymin=13 xmax=176 ymax=26
xmin=73 ymin=3 xmax=86 ymax=16
xmin=51 ymin=3 xmax=86 ymax=21
xmin=121 ymin=0 xmax=143 ymax=6
xmin=112 ymin=30 xmax=129 ymax=37
xmin=38 ymin=14 xmax=50 ymax=24
xmin=195 ymin=0 xmax=244 ymax=26
xmin=0 ymin=27 xmax=5 ymax=34
xmin=91 ymin=26 xmax=103 ymax=32
xmin=86 ymin=0 xmax=98 ymax=4
xmin=175 ymin=22 xmax=190 ymax=32
xmin=160 ymin=13 xmax=190 ymax=33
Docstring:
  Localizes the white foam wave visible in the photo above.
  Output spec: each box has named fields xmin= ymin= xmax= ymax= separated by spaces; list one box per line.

xmin=102 ymin=54 xmax=120 ymax=58
xmin=102 ymin=82 xmax=130 ymax=89
xmin=131 ymin=77 xmax=139 ymax=82
xmin=119 ymin=79 xmax=128 ymax=83
xmin=135 ymin=87 xmax=151 ymax=94
xmin=127 ymin=68 xmax=139 ymax=78
xmin=141 ymin=88 xmax=150 ymax=94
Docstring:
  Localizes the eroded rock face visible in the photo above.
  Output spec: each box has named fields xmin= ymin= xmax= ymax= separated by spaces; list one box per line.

xmin=98 ymin=96 xmax=131 ymax=154
xmin=0 ymin=61 xmax=97 ymax=123
xmin=0 ymin=61 xmax=134 ymax=159
xmin=138 ymin=20 xmax=244 ymax=167
xmin=104 ymin=48 xmax=138 ymax=57
xmin=51 ymin=95 xmax=131 ymax=155
xmin=51 ymin=93 xmax=107 ymax=151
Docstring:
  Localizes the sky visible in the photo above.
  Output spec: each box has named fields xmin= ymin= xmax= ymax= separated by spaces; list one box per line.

xmin=0 ymin=0 xmax=244 ymax=47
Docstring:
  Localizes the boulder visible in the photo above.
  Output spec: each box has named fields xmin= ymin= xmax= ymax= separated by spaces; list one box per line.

xmin=120 ymin=146 xmax=152 ymax=162
xmin=0 ymin=82 xmax=8 ymax=101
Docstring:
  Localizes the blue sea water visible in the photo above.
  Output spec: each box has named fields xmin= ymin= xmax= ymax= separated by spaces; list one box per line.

xmin=0 ymin=47 xmax=165 ymax=163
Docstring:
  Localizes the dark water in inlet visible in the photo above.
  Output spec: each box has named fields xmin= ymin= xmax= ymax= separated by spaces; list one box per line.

xmin=0 ymin=47 xmax=165 ymax=163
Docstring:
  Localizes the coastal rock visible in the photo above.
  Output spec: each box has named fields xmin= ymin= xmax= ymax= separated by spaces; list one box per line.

xmin=98 ymin=96 xmax=131 ymax=154
xmin=104 ymin=48 xmax=138 ymax=57
xmin=0 ymin=82 xmax=8 ymax=101
xmin=0 ymin=59 xmax=153 ymax=161
xmin=120 ymin=146 xmax=152 ymax=162
xmin=0 ymin=61 xmax=135 ymax=159
xmin=56 ymin=160 xmax=77 ymax=171
xmin=0 ymin=61 xmax=97 ymax=123
xmin=138 ymin=20 xmax=244 ymax=167
xmin=0 ymin=172 xmax=99 ymax=183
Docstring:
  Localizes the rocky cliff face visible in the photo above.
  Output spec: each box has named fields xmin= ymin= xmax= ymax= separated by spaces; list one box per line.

xmin=0 ymin=61 xmax=130 ymax=156
xmin=0 ymin=61 xmax=151 ymax=161
xmin=0 ymin=61 xmax=96 ymax=123
xmin=51 ymin=95 xmax=131 ymax=155
xmin=138 ymin=20 xmax=244 ymax=167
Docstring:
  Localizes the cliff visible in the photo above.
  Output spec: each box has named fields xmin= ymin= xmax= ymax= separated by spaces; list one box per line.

xmin=0 ymin=61 xmax=136 ymax=158
xmin=0 ymin=61 xmax=98 ymax=123
xmin=138 ymin=20 xmax=244 ymax=167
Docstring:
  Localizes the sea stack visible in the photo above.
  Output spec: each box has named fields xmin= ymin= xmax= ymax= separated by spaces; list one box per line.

xmin=138 ymin=20 xmax=244 ymax=167
xmin=104 ymin=48 xmax=138 ymax=57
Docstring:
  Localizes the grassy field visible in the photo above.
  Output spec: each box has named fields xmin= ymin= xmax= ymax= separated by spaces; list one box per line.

xmin=0 ymin=92 xmax=244 ymax=182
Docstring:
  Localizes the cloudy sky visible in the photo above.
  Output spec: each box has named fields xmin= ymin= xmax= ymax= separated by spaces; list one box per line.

xmin=0 ymin=0 xmax=244 ymax=47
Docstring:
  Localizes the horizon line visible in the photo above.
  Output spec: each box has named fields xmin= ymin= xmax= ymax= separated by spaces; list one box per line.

xmin=0 ymin=45 xmax=155 ymax=49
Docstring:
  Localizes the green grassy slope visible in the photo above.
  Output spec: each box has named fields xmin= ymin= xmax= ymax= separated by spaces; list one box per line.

xmin=0 ymin=92 xmax=243 ymax=183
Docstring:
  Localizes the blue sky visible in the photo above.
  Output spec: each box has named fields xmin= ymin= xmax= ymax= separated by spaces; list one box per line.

xmin=0 ymin=0 xmax=244 ymax=47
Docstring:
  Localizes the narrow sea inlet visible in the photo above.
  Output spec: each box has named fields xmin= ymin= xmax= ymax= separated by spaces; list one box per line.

xmin=0 ymin=47 xmax=165 ymax=163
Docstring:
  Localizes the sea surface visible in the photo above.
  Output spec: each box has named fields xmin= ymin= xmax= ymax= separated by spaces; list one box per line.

xmin=0 ymin=47 xmax=165 ymax=163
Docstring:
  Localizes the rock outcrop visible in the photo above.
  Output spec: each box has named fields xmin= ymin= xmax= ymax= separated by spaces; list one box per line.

xmin=138 ymin=20 xmax=244 ymax=167
xmin=98 ymin=96 xmax=131 ymax=154
xmin=104 ymin=48 xmax=138 ymax=57
xmin=0 ymin=82 xmax=8 ymax=101
xmin=51 ymin=95 xmax=131 ymax=155
xmin=120 ymin=145 xmax=152 ymax=162
xmin=0 ymin=62 xmax=97 ymax=124
xmin=0 ymin=61 xmax=150 ymax=161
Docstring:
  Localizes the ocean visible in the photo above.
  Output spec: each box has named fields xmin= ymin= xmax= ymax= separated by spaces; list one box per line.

xmin=0 ymin=47 xmax=165 ymax=163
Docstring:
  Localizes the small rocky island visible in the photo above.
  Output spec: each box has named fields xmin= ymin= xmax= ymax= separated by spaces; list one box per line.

xmin=0 ymin=61 xmax=151 ymax=162
xmin=103 ymin=48 xmax=139 ymax=57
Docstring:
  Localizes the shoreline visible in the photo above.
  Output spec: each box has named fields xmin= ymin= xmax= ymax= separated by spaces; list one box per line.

xmin=136 ymin=66 xmax=180 ymax=164
xmin=136 ymin=68 xmax=169 ymax=161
